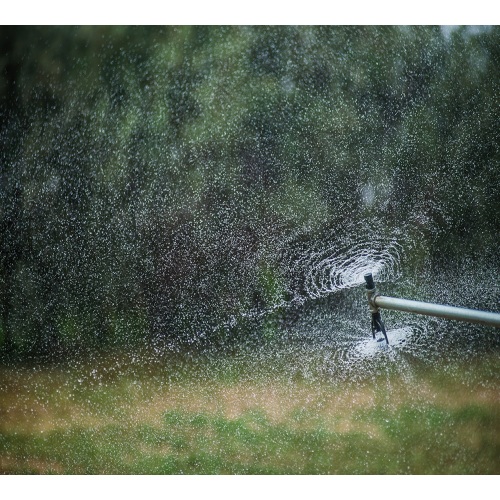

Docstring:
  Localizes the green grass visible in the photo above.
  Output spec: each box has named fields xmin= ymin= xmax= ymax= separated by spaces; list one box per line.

xmin=1 ymin=350 xmax=499 ymax=474
xmin=1 ymin=404 xmax=498 ymax=474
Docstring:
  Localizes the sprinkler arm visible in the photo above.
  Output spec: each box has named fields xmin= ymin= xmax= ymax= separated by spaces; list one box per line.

xmin=363 ymin=273 xmax=500 ymax=343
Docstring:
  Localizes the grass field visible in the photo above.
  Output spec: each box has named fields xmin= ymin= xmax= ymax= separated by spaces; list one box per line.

xmin=1 ymin=348 xmax=499 ymax=474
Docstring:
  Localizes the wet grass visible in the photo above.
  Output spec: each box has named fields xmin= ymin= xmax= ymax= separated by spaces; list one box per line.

xmin=1 ymin=349 xmax=499 ymax=474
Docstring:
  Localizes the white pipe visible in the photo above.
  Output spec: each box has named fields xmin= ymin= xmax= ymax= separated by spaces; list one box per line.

xmin=374 ymin=295 xmax=500 ymax=329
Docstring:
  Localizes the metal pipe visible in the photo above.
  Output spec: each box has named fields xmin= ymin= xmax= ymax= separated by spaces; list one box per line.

xmin=373 ymin=295 xmax=500 ymax=328
xmin=363 ymin=272 xmax=500 ymax=335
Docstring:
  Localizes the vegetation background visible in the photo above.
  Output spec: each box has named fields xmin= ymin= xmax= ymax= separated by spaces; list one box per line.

xmin=1 ymin=21 xmax=499 ymax=477
xmin=1 ymin=25 xmax=499 ymax=359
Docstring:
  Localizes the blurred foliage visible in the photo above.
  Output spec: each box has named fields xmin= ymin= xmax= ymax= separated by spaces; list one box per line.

xmin=1 ymin=26 xmax=499 ymax=358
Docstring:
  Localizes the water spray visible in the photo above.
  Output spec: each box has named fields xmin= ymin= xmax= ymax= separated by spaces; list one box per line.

xmin=364 ymin=273 xmax=500 ymax=344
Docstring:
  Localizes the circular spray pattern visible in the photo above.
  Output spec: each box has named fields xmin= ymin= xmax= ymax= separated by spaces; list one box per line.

xmin=221 ymin=226 xmax=499 ymax=383
xmin=294 ymin=233 xmax=404 ymax=300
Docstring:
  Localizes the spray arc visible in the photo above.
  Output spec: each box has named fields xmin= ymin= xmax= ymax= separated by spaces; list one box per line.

xmin=364 ymin=273 xmax=500 ymax=345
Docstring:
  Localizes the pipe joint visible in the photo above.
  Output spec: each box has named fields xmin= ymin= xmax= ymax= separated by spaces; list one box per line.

xmin=366 ymin=287 xmax=380 ymax=313
xmin=364 ymin=273 xmax=379 ymax=313
xmin=364 ymin=273 xmax=389 ymax=344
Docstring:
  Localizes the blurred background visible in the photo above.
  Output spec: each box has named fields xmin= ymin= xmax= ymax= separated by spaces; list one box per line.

xmin=1 ymin=26 xmax=499 ymax=359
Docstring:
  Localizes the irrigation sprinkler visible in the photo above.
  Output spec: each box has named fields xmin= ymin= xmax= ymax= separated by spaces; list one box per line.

xmin=363 ymin=273 xmax=500 ymax=345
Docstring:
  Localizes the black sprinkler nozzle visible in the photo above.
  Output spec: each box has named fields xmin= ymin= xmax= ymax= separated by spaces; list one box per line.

xmin=364 ymin=273 xmax=375 ymax=290
xmin=364 ymin=272 xmax=389 ymax=345
xmin=371 ymin=311 xmax=389 ymax=345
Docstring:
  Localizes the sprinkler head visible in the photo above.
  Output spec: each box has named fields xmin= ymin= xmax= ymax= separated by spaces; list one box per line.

xmin=364 ymin=273 xmax=375 ymax=290
xmin=364 ymin=274 xmax=389 ymax=345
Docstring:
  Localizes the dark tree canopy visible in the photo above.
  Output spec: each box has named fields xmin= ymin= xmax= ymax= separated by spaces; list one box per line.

xmin=1 ymin=26 xmax=499 ymax=358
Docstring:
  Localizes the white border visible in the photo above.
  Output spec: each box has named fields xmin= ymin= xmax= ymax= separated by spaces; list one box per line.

xmin=2 ymin=1 xmax=500 ymax=25
xmin=2 ymin=475 xmax=499 ymax=500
